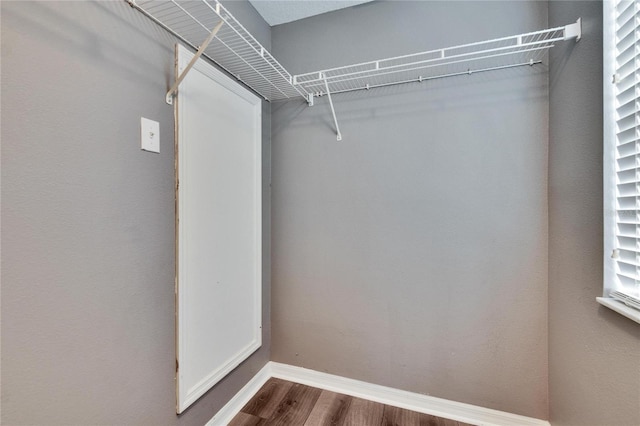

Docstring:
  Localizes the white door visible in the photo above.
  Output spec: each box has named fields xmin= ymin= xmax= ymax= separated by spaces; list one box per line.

xmin=175 ymin=44 xmax=262 ymax=414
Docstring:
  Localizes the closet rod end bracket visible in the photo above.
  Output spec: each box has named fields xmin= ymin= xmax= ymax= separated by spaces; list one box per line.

xmin=166 ymin=93 xmax=175 ymax=105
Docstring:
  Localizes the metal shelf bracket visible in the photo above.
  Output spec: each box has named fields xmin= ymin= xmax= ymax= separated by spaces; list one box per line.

xmin=166 ymin=19 xmax=225 ymax=105
xmin=322 ymin=73 xmax=342 ymax=141
xmin=564 ymin=18 xmax=582 ymax=42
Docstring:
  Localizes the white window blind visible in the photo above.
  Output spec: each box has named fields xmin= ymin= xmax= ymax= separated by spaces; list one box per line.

xmin=602 ymin=0 xmax=640 ymax=322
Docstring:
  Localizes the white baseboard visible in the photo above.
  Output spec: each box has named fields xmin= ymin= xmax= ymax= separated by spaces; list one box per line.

xmin=208 ymin=361 xmax=550 ymax=426
xmin=205 ymin=363 xmax=272 ymax=426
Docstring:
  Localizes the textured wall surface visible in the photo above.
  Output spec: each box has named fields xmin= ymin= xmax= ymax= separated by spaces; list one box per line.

xmin=1 ymin=1 xmax=270 ymax=424
xmin=270 ymin=1 xmax=550 ymax=419
xmin=548 ymin=2 xmax=640 ymax=425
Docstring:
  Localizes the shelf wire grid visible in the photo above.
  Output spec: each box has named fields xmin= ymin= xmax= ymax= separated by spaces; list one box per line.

xmin=129 ymin=1 xmax=578 ymax=104
xmin=130 ymin=0 xmax=308 ymax=101
xmin=294 ymin=26 xmax=567 ymax=96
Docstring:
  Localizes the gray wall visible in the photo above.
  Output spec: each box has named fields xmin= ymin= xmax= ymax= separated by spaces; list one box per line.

xmin=1 ymin=1 xmax=270 ymax=424
xmin=271 ymin=1 xmax=550 ymax=419
xmin=548 ymin=2 xmax=640 ymax=425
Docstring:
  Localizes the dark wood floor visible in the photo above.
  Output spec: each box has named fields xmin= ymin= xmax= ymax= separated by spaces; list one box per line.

xmin=229 ymin=378 xmax=473 ymax=426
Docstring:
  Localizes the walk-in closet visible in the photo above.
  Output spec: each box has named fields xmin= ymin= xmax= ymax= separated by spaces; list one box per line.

xmin=2 ymin=1 xmax=639 ymax=425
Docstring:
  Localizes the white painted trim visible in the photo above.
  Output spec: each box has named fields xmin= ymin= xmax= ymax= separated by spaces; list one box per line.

xmin=597 ymin=297 xmax=640 ymax=324
xmin=207 ymin=362 xmax=550 ymax=426
xmin=205 ymin=363 xmax=273 ymax=426
xmin=602 ymin=0 xmax=616 ymax=300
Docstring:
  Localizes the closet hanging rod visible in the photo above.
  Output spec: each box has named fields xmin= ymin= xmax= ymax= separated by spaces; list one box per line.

xmin=298 ymin=44 xmax=552 ymax=90
xmin=302 ymin=47 xmax=550 ymax=93
xmin=310 ymin=60 xmax=543 ymax=97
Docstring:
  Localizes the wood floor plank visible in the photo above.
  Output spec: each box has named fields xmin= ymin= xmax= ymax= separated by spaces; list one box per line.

xmin=387 ymin=408 xmax=474 ymax=426
xmin=417 ymin=412 xmax=455 ymax=426
xmin=382 ymin=404 xmax=424 ymax=426
xmin=241 ymin=378 xmax=294 ymax=419
xmin=230 ymin=379 xmax=477 ymax=426
xmin=303 ymin=390 xmax=352 ymax=426
xmin=228 ymin=412 xmax=263 ymax=426
xmin=418 ymin=412 xmax=475 ymax=426
xmin=342 ymin=396 xmax=385 ymax=425
xmin=265 ymin=382 xmax=322 ymax=426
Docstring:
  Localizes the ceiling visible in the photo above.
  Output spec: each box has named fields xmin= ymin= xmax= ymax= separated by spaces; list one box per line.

xmin=248 ymin=0 xmax=375 ymax=26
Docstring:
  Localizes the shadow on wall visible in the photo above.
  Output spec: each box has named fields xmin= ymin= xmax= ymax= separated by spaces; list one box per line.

xmin=3 ymin=1 xmax=175 ymax=92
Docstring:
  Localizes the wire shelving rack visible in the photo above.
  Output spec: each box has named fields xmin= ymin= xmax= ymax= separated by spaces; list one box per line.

xmin=127 ymin=0 xmax=581 ymax=139
xmin=128 ymin=0 xmax=308 ymax=101
xmin=295 ymin=23 xmax=580 ymax=97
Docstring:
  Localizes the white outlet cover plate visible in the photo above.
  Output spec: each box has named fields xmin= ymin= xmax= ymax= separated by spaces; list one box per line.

xmin=141 ymin=117 xmax=160 ymax=153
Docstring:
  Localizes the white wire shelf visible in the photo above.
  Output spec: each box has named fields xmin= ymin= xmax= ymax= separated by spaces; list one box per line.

xmin=128 ymin=0 xmax=307 ymax=101
xmin=294 ymin=20 xmax=581 ymax=97
xmin=127 ymin=1 xmax=581 ymax=140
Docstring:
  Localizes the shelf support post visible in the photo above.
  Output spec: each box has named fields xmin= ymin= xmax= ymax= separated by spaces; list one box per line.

xmin=166 ymin=20 xmax=225 ymax=105
xmin=322 ymin=74 xmax=342 ymax=141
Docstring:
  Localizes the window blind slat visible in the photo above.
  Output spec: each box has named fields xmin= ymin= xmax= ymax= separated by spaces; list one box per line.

xmin=617 ymin=111 xmax=638 ymax=132
xmin=618 ymin=233 xmax=640 ymax=241
xmin=617 ymin=182 xmax=640 ymax=196
xmin=616 ymin=234 xmax=638 ymax=250
xmin=617 ymin=258 xmax=640 ymax=268
xmin=616 ymin=196 xmax=639 ymax=210
xmin=616 ymin=98 xmax=638 ymax=119
xmin=617 ymin=1 xmax=637 ymax=26
xmin=616 ymin=139 xmax=638 ymax=155
xmin=616 ymin=270 xmax=640 ymax=281
xmin=617 ymin=194 xmax=640 ymax=201
xmin=616 ymin=41 xmax=638 ymax=67
xmin=617 ymin=97 xmax=637 ymax=116
xmin=616 ymin=46 xmax=638 ymax=68
xmin=616 ymin=84 xmax=636 ymax=107
xmin=617 ymin=264 xmax=640 ymax=282
xmin=617 ymin=248 xmax=640 ymax=260
xmin=616 ymin=28 xmax=637 ymax=54
xmin=616 ymin=154 xmax=638 ymax=169
xmin=617 ymin=0 xmax=634 ymax=14
xmin=617 ymin=164 xmax=638 ymax=173
xmin=618 ymin=250 xmax=640 ymax=267
xmin=616 ymin=152 xmax=639 ymax=164
xmin=617 ymin=54 xmax=639 ymax=80
xmin=616 ymin=126 xmax=638 ymax=145
xmin=617 ymin=167 xmax=639 ymax=183
xmin=616 ymin=68 xmax=638 ymax=93
xmin=617 ymin=155 xmax=639 ymax=171
xmin=617 ymin=11 xmax=639 ymax=39
xmin=618 ymin=221 xmax=640 ymax=232
xmin=616 ymin=214 xmax=640 ymax=224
